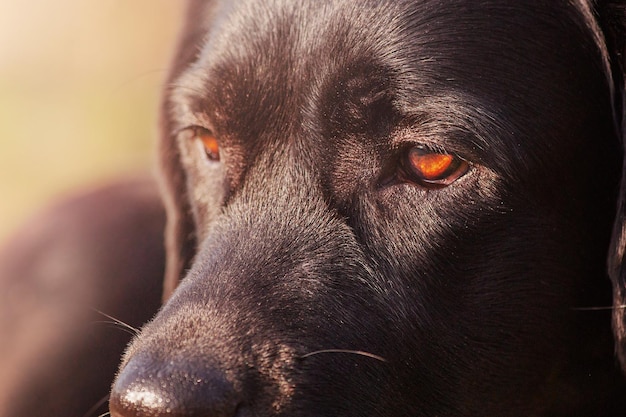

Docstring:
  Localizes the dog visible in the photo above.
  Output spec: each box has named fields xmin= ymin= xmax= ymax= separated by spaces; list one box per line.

xmin=104 ymin=1 xmax=626 ymax=416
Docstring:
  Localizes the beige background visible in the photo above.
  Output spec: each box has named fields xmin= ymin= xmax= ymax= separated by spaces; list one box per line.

xmin=0 ymin=1 xmax=184 ymax=241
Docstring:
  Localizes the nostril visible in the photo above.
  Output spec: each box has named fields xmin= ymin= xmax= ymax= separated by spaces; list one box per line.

xmin=109 ymin=355 xmax=241 ymax=417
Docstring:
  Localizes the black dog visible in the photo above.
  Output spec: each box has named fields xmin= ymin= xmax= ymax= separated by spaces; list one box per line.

xmin=109 ymin=1 xmax=626 ymax=416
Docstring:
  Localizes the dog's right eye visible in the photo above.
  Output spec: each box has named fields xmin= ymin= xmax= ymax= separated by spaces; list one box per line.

xmin=400 ymin=146 xmax=469 ymax=188
xmin=189 ymin=126 xmax=220 ymax=162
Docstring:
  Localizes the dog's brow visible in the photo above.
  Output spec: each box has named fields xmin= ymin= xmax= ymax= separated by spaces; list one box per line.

xmin=167 ymin=68 xmax=216 ymax=132
xmin=397 ymin=93 xmax=507 ymax=158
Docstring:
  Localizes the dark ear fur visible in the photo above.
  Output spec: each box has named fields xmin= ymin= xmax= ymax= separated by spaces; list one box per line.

xmin=158 ymin=0 xmax=218 ymax=301
xmin=599 ymin=0 xmax=626 ymax=372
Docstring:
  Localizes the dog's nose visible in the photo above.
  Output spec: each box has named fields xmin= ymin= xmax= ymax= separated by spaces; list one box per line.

xmin=109 ymin=355 xmax=241 ymax=417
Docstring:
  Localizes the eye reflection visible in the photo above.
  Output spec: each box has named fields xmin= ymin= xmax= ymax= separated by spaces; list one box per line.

xmin=404 ymin=147 xmax=469 ymax=187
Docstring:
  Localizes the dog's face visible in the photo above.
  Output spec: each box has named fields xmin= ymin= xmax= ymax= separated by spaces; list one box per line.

xmin=111 ymin=1 xmax=626 ymax=416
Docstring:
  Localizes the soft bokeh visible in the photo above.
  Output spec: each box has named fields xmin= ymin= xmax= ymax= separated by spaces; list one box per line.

xmin=0 ymin=1 xmax=184 ymax=241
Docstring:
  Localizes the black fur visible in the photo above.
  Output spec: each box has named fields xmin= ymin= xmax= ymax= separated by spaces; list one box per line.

xmin=111 ymin=1 xmax=626 ymax=416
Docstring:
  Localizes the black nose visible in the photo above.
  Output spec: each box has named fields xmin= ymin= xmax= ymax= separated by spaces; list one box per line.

xmin=109 ymin=355 xmax=241 ymax=417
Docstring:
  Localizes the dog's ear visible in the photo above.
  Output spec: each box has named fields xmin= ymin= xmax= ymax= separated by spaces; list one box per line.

xmin=158 ymin=1 xmax=218 ymax=301
xmin=597 ymin=0 xmax=626 ymax=371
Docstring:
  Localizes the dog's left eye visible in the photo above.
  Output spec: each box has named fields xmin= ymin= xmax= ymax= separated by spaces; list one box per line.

xmin=189 ymin=126 xmax=220 ymax=162
xmin=402 ymin=147 xmax=469 ymax=187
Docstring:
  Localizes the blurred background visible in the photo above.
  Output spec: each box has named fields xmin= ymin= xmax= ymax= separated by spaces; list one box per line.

xmin=0 ymin=0 xmax=184 ymax=242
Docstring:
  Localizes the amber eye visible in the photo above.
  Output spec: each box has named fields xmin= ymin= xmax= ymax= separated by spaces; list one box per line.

xmin=192 ymin=127 xmax=220 ymax=161
xmin=404 ymin=147 xmax=468 ymax=186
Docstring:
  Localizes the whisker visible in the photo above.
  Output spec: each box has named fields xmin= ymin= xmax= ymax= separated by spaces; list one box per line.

xmin=82 ymin=394 xmax=110 ymax=417
xmin=93 ymin=309 xmax=139 ymax=335
xmin=97 ymin=412 xmax=111 ymax=417
xmin=572 ymin=305 xmax=626 ymax=311
xmin=300 ymin=349 xmax=387 ymax=363
xmin=167 ymin=82 xmax=212 ymax=97
xmin=92 ymin=320 xmax=137 ymax=336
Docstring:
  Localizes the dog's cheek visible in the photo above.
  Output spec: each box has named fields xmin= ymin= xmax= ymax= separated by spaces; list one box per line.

xmin=177 ymin=139 xmax=228 ymax=239
xmin=188 ymin=176 xmax=225 ymax=239
xmin=344 ymin=172 xmax=585 ymax=411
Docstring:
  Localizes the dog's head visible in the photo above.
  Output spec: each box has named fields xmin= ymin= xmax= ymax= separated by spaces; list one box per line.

xmin=111 ymin=1 xmax=626 ymax=416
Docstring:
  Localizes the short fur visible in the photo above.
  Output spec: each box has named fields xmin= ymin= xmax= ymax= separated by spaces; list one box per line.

xmin=111 ymin=1 xmax=626 ymax=416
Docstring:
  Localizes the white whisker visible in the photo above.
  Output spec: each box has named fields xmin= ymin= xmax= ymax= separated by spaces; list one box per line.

xmin=82 ymin=394 xmax=110 ymax=417
xmin=572 ymin=305 xmax=626 ymax=311
xmin=93 ymin=309 xmax=139 ymax=335
xmin=300 ymin=349 xmax=387 ymax=362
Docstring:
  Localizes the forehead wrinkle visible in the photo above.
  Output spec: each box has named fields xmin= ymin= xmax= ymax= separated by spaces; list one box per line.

xmin=190 ymin=1 xmax=411 ymax=121
xmin=190 ymin=5 xmax=319 ymax=147
xmin=195 ymin=0 xmax=311 ymax=82
xmin=172 ymin=1 xmax=426 ymax=144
